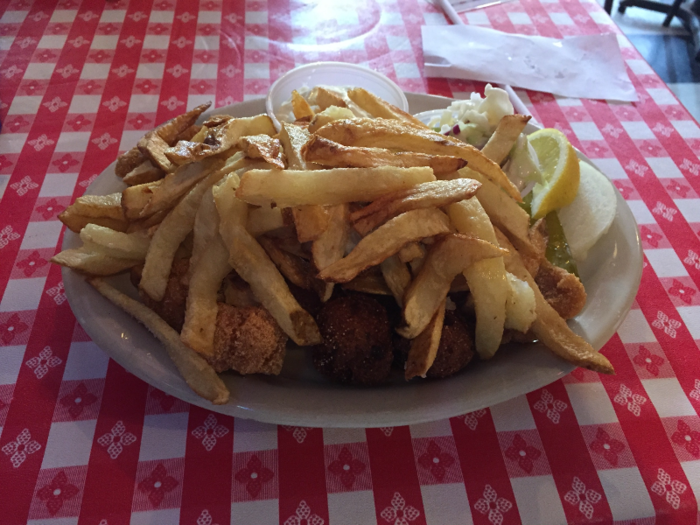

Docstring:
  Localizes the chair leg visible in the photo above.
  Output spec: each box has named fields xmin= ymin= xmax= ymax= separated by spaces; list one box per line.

xmin=605 ymin=0 xmax=614 ymax=13
xmin=663 ymin=0 xmax=684 ymax=25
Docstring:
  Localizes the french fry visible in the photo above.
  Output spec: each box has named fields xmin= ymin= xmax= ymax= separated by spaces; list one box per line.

xmin=139 ymin=158 xmax=224 ymax=219
xmin=301 ymin=136 xmax=467 ymax=175
xmin=405 ymin=300 xmax=446 ymax=380
xmin=318 ymin=208 xmax=451 ymax=283
xmin=140 ymin=169 xmax=226 ymax=301
xmin=398 ymin=242 xmax=425 ymax=264
xmin=122 ymin=161 xmax=164 ymax=186
xmin=278 ymin=123 xmax=315 ymax=170
xmin=88 ymin=278 xmax=230 ymax=404
xmin=240 ymin=134 xmax=285 ymax=169
xmin=79 ymin=224 xmax=150 ymax=260
xmin=449 ymin=168 xmax=535 ymax=256
xmin=122 ymin=181 xmax=163 ymax=220
xmin=448 ymin=199 xmax=509 ymax=359
xmin=214 ymin=174 xmax=322 ymax=346
xmin=246 ymin=206 xmax=285 ymax=237
xmin=258 ymin=235 xmax=317 ymax=290
xmin=380 ymin=254 xmax=412 ymax=307
xmin=51 ymin=248 xmax=140 ymax=275
xmin=481 ymin=115 xmax=531 ymax=165
xmin=505 ymin=272 xmax=536 ymax=333
xmin=342 ymin=267 xmax=392 ymax=296
xmin=165 ymin=115 xmax=276 ymax=166
xmin=316 ymin=118 xmax=522 ymax=201
xmin=399 ymin=234 xmax=506 ymax=339
xmin=237 ymin=166 xmax=436 ymax=208
xmin=125 ymin=209 xmax=169 ymax=233
xmin=308 ymin=107 xmax=356 ymax=133
xmin=312 ymin=204 xmax=350 ymax=301
xmin=66 ymin=193 xmax=125 ymax=220
xmin=180 ymin=231 xmax=232 ymax=356
xmin=347 ymin=87 xmax=429 ymax=128
xmin=138 ymin=103 xmax=212 ymax=172
xmin=291 ymin=89 xmax=314 ymax=121
xmin=292 ymin=205 xmax=330 ymax=243
xmin=351 ymin=178 xmax=481 ymax=235
xmin=316 ymin=87 xmax=347 ymax=110
xmin=60 ymin=213 xmax=130 ymax=234
xmin=115 ymin=146 xmax=146 ymax=178
xmin=495 ymin=229 xmax=614 ymax=374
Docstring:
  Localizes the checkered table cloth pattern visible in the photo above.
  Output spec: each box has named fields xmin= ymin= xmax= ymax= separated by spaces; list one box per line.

xmin=1 ymin=0 xmax=699 ymax=523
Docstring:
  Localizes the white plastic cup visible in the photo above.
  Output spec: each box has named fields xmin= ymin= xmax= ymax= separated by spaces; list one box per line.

xmin=266 ymin=62 xmax=409 ymax=130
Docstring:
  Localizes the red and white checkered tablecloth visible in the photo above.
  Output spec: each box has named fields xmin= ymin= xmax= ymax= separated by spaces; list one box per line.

xmin=1 ymin=0 xmax=700 ymax=522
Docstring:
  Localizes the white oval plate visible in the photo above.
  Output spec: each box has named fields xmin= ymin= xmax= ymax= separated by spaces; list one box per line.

xmin=62 ymin=93 xmax=642 ymax=428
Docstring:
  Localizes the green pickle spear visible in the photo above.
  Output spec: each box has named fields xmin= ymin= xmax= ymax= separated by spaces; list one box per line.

xmin=519 ymin=193 xmax=579 ymax=277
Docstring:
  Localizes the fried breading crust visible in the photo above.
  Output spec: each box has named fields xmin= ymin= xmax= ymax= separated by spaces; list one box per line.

xmin=133 ymin=259 xmax=288 ymax=375
xmin=312 ymin=294 xmax=393 ymax=385
xmin=534 ymin=259 xmax=587 ymax=319
xmin=209 ymin=303 xmax=288 ymax=374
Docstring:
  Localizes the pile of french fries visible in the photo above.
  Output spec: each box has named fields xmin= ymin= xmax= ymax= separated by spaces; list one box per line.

xmin=52 ymin=87 xmax=613 ymax=405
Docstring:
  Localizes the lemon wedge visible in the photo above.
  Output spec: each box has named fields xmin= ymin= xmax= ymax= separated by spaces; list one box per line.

xmin=528 ymin=129 xmax=580 ymax=220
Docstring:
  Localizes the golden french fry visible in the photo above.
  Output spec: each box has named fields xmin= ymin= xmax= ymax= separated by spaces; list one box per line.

xmin=139 ymin=158 xmax=224 ymax=219
xmin=278 ymin=122 xmax=316 ymax=170
xmin=125 ymin=209 xmax=169 ymax=233
xmin=495 ymin=229 xmax=614 ymax=374
xmin=51 ymin=248 xmax=140 ymax=276
xmin=399 ymin=234 xmax=507 ymax=339
xmin=115 ymin=146 xmax=146 ymax=178
xmin=449 ymin=168 xmax=535 ymax=255
xmin=68 ymin=193 xmax=125 ymax=220
xmin=79 ymin=224 xmax=150 ymax=260
xmin=292 ymin=205 xmax=330 ymax=243
xmin=60 ymin=213 xmax=129 ymax=234
xmin=165 ymin=115 xmax=276 ymax=166
xmin=237 ymin=166 xmax=435 ymax=208
xmin=347 ymin=87 xmax=429 ymax=128
xmin=122 ymin=161 xmax=164 ymax=186
xmin=380 ymin=254 xmax=412 ymax=307
xmin=312 ymin=204 xmax=350 ymax=301
xmin=308 ymin=106 xmax=356 ymax=133
xmin=448 ymin=199 xmax=509 ymax=359
xmin=88 ymin=278 xmax=230 ymax=404
xmin=180 ymin=231 xmax=232 ymax=357
xmin=318 ymin=208 xmax=451 ymax=283
xmin=138 ymin=103 xmax=212 ymax=172
xmin=398 ymin=242 xmax=425 ymax=264
xmin=240 ymin=134 xmax=285 ymax=169
xmin=505 ymin=272 xmax=536 ymax=333
xmin=246 ymin=205 xmax=285 ymax=237
xmin=316 ymin=87 xmax=347 ymax=110
xmin=342 ymin=267 xmax=392 ymax=296
xmin=301 ymin=136 xmax=467 ymax=176
xmin=122 ymin=181 xmax=163 ymax=220
xmin=316 ymin=118 xmax=522 ymax=201
xmin=190 ymin=125 xmax=208 ymax=142
xmin=190 ymin=185 xmax=219 ymax=277
xmin=291 ymin=89 xmax=314 ymax=121
xmin=140 ymin=169 xmax=226 ymax=301
xmin=481 ymin=115 xmax=531 ymax=165
xmin=351 ymin=178 xmax=481 ymax=235
xmin=214 ymin=174 xmax=322 ymax=346
xmin=405 ymin=300 xmax=446 ymax=380
xmin=59 ymin=193 xmax=128 ymax=233
xmin=258 ymin=235 xmax=317 ymax=290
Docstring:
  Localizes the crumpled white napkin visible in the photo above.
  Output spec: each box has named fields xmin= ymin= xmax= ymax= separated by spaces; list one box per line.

xmin=422 ymin=25 xmax=637 ymax=102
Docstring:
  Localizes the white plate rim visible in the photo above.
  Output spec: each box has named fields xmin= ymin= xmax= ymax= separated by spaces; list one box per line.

xmin=61 ymin=93 xmax=643 ymax=428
